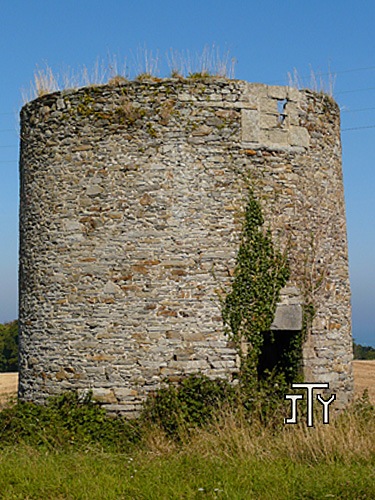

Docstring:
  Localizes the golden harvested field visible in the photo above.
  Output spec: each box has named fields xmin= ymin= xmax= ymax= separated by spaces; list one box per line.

xmin=353 ymin=360 xmax=375 ymax=401
xmin=0 ymin=372 xmax=18 ymax=408
xmin=0 ymin=362 xmax=374 ymax=405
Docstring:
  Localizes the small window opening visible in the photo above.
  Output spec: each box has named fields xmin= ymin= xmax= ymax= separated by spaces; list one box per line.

xmin=277 ymin=99 xmax=288 ymax=126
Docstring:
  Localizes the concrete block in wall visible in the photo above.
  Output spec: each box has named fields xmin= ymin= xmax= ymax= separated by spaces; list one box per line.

xmin=268 ymin=128 xmax=289 ymax=146
xmin=241 ymin=109 xmax=259 ymax=142
xmin=246 ymin=82 xmax=267 ymax=99
xmin=286 ymin=86 xmax=301 ymax=102
xmin=283 ymin=102 xmax=301 ymax=126
xmin=267 ymin=86 xmax=288 ymax=100
xmin=271 ymin=304 xmax=303 ymax=331
xmin=240 ymin=84 xmax=259 ymax=108
xmin=289 ymin=125 xmax=310 ymax=148
xmin=259 ymin=97 xmax=278 ymax=114
xmin=260 ymin=113 xmax=278 ymax=129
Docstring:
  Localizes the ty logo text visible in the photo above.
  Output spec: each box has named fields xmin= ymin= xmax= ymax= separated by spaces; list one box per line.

xmin=285 ymin=383 xmax=336 ymax=427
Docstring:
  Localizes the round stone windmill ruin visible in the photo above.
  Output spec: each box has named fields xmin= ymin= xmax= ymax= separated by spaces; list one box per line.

xmin=18 ymin=77 xmax=353 ymax=415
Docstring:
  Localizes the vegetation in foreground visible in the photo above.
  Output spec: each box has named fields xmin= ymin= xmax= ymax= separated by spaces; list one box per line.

xmin=0 ymin=378 xmax=375 ymax=499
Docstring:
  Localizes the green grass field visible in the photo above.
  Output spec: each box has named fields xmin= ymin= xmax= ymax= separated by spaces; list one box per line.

xmin=0 ymin=445 xmax=373 ymax=500
xmin=0 ymin=394 xmax=375 ymax=500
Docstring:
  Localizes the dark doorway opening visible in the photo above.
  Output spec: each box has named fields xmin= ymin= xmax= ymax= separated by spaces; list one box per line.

xmin=257 ymin=330 xmax=300 ymax=382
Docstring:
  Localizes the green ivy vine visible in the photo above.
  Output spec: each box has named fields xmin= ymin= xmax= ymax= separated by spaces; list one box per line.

xmin=221 ymin=184 xmax=290 ymax=390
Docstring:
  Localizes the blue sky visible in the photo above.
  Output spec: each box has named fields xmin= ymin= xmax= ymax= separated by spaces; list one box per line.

xmin=0 ymin=0 xmax=374 ymax=345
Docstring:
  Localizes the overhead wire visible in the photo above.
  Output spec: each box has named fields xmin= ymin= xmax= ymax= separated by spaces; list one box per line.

xmin=341 ymin=106 xmax=375 ymax=113
xmin=342 ymin=125 xmax=375 ymax=131
xmin=336 ymin=86 xmax=375 ymax=95
xmin=265 ymin=64 xmax=375 ymax=86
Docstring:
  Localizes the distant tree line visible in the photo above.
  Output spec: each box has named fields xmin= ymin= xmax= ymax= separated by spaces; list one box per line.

xmin=353 ymin=341 xmax=375 ymax=360
xmin=0 ymin=320 xmax=18 ymax=372
xmin=0 ymin=320 xmax=374 ymax=372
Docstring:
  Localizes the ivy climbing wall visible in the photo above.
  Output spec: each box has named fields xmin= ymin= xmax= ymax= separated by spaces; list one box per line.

xmin=18 ymin=78 xmax=353 ymax=415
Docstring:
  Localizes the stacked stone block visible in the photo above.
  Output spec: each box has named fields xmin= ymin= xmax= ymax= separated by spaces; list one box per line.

xmin=18 ymin=78 xmax=353 ymax=414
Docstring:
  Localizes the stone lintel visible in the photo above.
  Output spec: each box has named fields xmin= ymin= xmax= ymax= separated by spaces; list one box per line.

xmin=271 ymin=304 xmax=303 ymax=331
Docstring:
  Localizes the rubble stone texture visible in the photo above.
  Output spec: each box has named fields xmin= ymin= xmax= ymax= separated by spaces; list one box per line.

xmin=18 ymin=79 xmax=353 ymax=415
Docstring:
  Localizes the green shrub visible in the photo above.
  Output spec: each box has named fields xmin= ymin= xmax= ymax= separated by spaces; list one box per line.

xmin=141 ymin=371 xmax=300 ymax=438
xmin=0 ymin=391 xmax=141 ymax=450
xmin=141 ymin=374 xmax=236 ymax=436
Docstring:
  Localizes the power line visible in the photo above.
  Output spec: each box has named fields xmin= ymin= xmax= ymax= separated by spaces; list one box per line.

xmin=342 ymin=124 xmax=375 ymax=131
xmin=333 ymin=65 xmax=375 ymax=75
xmin=341 ymin=106 xmax=375 ymax=113
xmin=266 ymin=64 xmax=375 ymax=85
xmin=336 ymin=86 xmax=375 ymax=95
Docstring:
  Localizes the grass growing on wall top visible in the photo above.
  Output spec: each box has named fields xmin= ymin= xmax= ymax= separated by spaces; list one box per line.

xmin=23 ymin=44 xmax=237 ymax=102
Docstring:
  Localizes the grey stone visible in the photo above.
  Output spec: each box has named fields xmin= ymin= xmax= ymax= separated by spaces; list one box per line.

xmin=103 ymin=282 xmax=122 ymax=295
xmin=241 ymin=109 xmax=259 ymax=142
xmin=86 ymin=185 xmax=103 ymax=196
xmin=289 ymin=126 xmax=310 ymax=148
xmin=18 ymin=78 xmax=353 ymax=416
xmin=271 ymin=305 xmax=303 ymax=331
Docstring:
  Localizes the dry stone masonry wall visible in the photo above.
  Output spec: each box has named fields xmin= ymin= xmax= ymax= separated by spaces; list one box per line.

xmin=18 ymin=78 xmax=353 ymax=415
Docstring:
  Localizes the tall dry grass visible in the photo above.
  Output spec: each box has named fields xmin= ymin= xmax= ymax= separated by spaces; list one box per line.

xmin=288 ymin=64 xmax=336 ymax=96
xmin=160 ymin=394 xmax=375 ymax=466
xmin=22 ymin=58 xmax=111 ymax=103
xmin=23 ymin=44 xmax=237 ymax=103
xmin=0 ymin=394 xmax=374 ymax=498
xmin=167 ymin=44 xmax=236 ymax=78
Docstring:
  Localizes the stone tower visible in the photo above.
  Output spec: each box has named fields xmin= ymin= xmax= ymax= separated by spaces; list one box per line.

xmin=18 ymin=78 xmax=353 ymax=415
